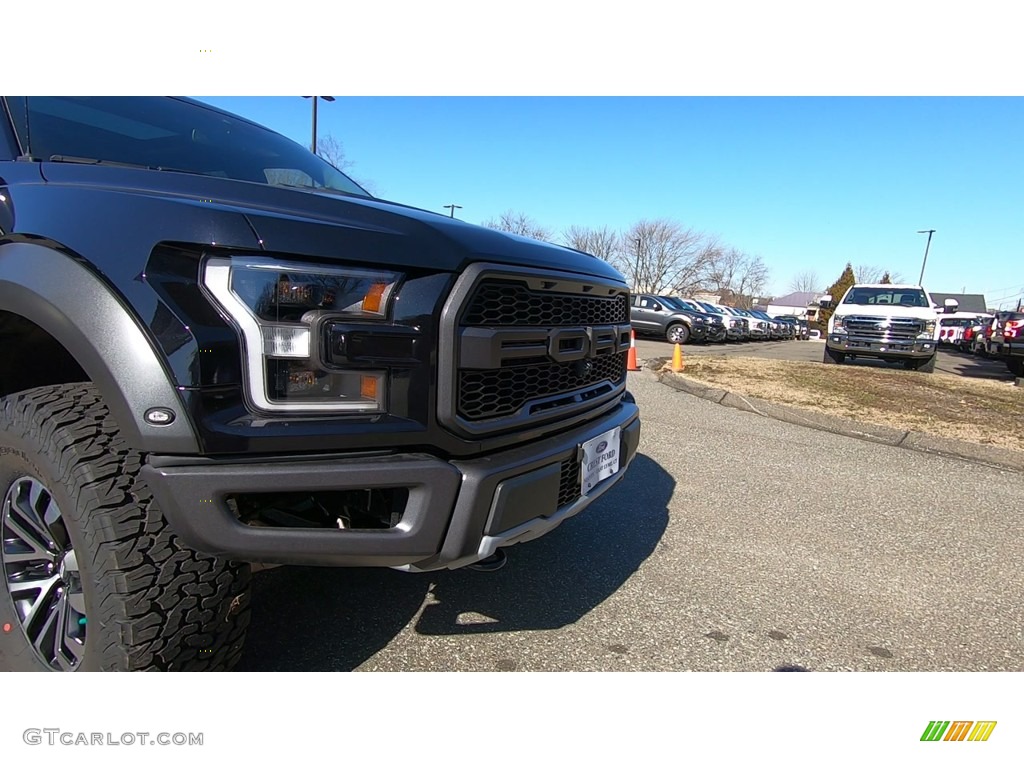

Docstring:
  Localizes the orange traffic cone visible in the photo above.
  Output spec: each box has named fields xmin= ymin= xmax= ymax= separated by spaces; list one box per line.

xmin=671 ymin=342 xmax=685 ymax=373
xmin=626 ymin=329 xmax=640 ymax=371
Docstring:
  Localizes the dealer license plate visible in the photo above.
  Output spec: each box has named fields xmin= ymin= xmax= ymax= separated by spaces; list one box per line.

xmin=580 ymin=427 xmax=621 ymax=496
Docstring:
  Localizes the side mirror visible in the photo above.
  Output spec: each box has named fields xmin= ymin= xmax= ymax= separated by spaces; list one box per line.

xmin=818 ymin=294 xmax=833 ymax=309
xmin=944 ymin=298 xmax=959 ymax=313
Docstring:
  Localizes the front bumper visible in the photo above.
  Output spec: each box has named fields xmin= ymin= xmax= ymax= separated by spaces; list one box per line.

xmin=828 ymin=334 xmax=936 ymax=358
xmin=1003 ymin=339 xmax=1024 ymax=359
xmin=141 ymin=397 xmax=641 ymax=571
xmin=706 ymin=326 xmax=727 ymax=342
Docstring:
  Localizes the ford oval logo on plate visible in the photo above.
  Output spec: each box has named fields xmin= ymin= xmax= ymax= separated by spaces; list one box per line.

xmin=596 ymin=440 xmax=608 ymax=453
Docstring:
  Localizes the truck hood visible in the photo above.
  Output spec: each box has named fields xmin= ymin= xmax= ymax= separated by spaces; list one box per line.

xmin=34 ymin=164 xmax=626 ymax=283
xmin=832 ymin=305 xmax=938 ymax=320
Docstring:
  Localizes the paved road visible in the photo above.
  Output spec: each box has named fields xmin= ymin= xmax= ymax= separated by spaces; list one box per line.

xmin=238 ymin=371 xmax=1023 ymax=671
xmin=635 ymin=337 xmax=1016 ymax=381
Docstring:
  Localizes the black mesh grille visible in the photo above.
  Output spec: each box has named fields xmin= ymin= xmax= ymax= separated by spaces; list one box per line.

xmin=461 ymin=281 xmax=629 ymax=326
xmin=557 ymin=456 xmax=580 ymax=509
xmin=458 ymin=354 xmax=625 ymax=421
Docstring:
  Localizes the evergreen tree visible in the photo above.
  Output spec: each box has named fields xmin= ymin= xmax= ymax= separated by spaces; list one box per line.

xmin=880 ymin=271 xmax=892 ymax=284
xmin=819 ymin=263 xmax=857 ymax=327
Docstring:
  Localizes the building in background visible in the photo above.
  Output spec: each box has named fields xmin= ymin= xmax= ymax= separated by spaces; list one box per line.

xmin=689 ymin=292 xmax=722 ymax=304
xmin=928 ymin=292 xmax=989 ymax=314
xmin=767 ymin=291 xmax=823 ymax=319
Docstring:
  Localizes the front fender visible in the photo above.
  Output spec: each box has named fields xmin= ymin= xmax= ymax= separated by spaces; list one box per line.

xmin=0 ymin=242 xmax=199 ymax=453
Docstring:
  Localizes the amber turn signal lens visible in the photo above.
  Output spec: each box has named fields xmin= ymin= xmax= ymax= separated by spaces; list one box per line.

xmin=360 ymin=376 xmax=378 ymax=400
xmin=362 ymin=282 xmax=388 ymax=313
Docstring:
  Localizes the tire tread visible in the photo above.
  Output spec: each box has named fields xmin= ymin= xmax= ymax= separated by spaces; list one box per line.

xmin=1 ymin=384 xmax=250 ymax=671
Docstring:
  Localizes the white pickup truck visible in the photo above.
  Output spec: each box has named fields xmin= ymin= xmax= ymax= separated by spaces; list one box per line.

xmin=819 ymin=284 xmax=957 ymax=373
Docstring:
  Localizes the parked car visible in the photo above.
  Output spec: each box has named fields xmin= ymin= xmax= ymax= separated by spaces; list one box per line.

xmin=774 ymin=314 xmax=809 ymax=339
xmin=723 ymin=306 xmax=753 ymax=339
xmin=939 ymin=313 xmax=992 ymax=347
xmin=630 ymin=294 xmax=708 ymax=344
xmin=692 ymin=300 xmax=747 ymax=341
xmin=972 ymin=318 xmax=997 ymax=356
xmin=819 ymin=283 xmax=948 ymax=372
xmin=992 ymin=310 xmax=1024 ymax=376
xmin=659 ymin=296 xmax=727 ymax=342
xmin=960 ymin=320 xmax=983 ymax=352
xmin=735 ymin=308 xmax=770 ymax=339
xmin=753 ymin=309 xmax=782 ymax=339
xmin=773 ymin=316 xmax=799 ymax=339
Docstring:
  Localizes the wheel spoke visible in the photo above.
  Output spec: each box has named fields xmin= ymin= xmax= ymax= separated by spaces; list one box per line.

xmin=3 ymin=511 xmax=55 ymax=559
xmin=54 ymin=591 xmax=85 ymax=670
xmin=30 ymin=586 xmax=61 ymax=662
xmin=42 ymin=497 xmax=70 ymax=552
xmin=16 ymin=574 xmax=61 ymax=633
xmin=2 ymin=547 xmax=48 ymax=564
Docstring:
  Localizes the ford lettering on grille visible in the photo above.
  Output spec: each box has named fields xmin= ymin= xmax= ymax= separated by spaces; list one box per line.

xmin=459 ymin=324 xmax=632 ymax=369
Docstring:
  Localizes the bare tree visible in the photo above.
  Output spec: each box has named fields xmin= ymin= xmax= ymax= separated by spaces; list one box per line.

xmin=789 ymin=269 xmax=820 ymax=293
xmin=612 ymin=219 xmax=716 ymax=295
xmin=316 ymin=135 xmax=354 ymax=173
xmin=856 ymin=264 xmax=906 ymax=284
xmin=562 ymin=225 xmax=620 ymax=264
xmin=854 ymin=264 xmax=886 ymax=284
xmin=481 ymin=210 xmax=552 ymax=242
xmin=316 ymin=133 xmax=376 ymax=194
xmin=704 ymin=248 xmax=770 ymax=308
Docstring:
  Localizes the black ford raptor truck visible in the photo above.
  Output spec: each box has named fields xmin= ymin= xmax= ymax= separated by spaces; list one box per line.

xmin=0 ymin=97 xmax=640 ymax=671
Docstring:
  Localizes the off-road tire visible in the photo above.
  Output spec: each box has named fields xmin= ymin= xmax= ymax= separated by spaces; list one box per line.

xmin=0 ymin=384 xmax=251 ymax=671
xmin=822 ymin=346 xmax=845 ymax=365
xmin=1007 ymin=358 xmax=1024 ymax=378
xmin=666 ymin=323 xmax=690 ymax=345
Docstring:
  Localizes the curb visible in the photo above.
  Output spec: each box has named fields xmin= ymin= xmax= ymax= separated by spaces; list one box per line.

xmin=645 ymin=361 xmax=1024 ymax=473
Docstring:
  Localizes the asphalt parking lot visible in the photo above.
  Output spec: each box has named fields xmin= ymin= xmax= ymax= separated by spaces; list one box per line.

xmin=239 ymin=370 xmax=1023 ymax=672
xmin=634 ymin=337 xmax=1017 ymax=381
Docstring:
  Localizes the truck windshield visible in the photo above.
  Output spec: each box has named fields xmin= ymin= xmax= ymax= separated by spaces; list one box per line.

xmin=671 ymin=298 xmax=703 ymax=313
xmin=659 ymin=297 xmax=692 ymax=312
xmin=842 ymin=287 xmax=929 ymax=307
xmin=5 ymin=97 xmax=371 ymax=198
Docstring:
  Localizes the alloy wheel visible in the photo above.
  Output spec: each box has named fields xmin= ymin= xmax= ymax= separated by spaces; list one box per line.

xmin=2 ymin=476 xmax=86 ymax=670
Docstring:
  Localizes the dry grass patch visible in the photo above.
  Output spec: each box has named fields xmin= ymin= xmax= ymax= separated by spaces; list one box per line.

xmin=671 ymin=356 xmax=1024 ymax=451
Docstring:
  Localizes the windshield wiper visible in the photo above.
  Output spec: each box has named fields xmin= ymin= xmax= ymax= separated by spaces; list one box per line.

xmin=48 ymin=155 xmax=204 ymax=175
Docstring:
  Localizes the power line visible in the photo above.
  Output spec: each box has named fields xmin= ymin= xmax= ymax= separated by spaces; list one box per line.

xmin=981 ymin=283 xmax=1024 ymax=296
xmin=987 ymin=286 xmax=1024 ymax=303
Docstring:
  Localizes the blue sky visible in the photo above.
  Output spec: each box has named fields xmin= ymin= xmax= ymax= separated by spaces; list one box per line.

xmin=197 ymin=96 xmax=1024 ymax=307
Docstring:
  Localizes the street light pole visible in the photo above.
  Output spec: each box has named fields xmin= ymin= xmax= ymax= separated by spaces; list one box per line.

xmin=917 ymin=229 xmax=935 ymax=286
xmin=302 ymin=96 xmax=336 ymax=155
xmin=443 ymin=204 xmax=462 ymax=218
xmin=311 ymin=96 xmax=318 ymax=154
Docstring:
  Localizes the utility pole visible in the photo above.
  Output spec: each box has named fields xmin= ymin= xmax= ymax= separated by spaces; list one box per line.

xmin=917 ymin=229 xmax=935 ymax=286
xmin=302 ymin=96 xmax=335 ymax=154
xmin=443 ymin=204 xmax=462 ymax=218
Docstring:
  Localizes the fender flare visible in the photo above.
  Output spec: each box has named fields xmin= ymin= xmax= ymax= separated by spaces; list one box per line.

xmin=0 ymin=241 xmax=199 ymax=453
